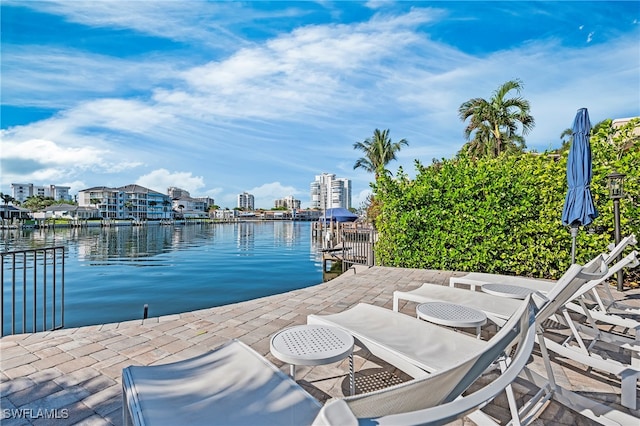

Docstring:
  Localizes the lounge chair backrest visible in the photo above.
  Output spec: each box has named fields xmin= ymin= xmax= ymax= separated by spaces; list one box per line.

xmin=535 ymin=256 xmax=607 ymax=322
xmin=326 ymin=295 xmax=536 ymax=423
xmin=603 ymin=234 xmax=636 ymax=264
xmin=577 ymin=234 xmax=635 ymax=268
xmin=450 ymin=235 xmax=634 ymax=290
xmin=573 ymin=250 xmax=638 ymax=299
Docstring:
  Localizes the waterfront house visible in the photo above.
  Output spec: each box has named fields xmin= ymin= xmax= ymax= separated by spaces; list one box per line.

xmin=0 ymin=204 xmax=32 ymax=220
xmin=78 ymin=184 xmax=173 ymax=221
xmin=37 ymin=203 xmax=100 ymax=220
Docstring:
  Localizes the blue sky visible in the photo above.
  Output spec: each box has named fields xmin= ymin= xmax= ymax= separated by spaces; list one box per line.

xmin=1 ymin=1 xmax=639 ymax=209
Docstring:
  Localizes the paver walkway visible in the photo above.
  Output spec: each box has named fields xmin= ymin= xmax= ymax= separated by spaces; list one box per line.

xmin=1 ymin=265 xmax=639 ymax=425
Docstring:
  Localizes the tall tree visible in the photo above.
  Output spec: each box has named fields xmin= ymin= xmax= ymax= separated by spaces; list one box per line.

xmin=1 ymin=193 xmax=15 ymax=219
xmin=353 ymin=129 xmax=409 ymax=178
xmin=22 ymin=195 xmax=56 ymax=211
xmin=458 ymin=79 xmax=535 ymax=158
xmin=559 ymin=128 xmax=573 ymax=153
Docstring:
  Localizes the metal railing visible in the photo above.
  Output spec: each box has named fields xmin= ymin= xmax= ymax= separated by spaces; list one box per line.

xmin=1 ymin=246 xmax=65 ymax=337
xmin=340 ymin=228 xmax=376 ymax=271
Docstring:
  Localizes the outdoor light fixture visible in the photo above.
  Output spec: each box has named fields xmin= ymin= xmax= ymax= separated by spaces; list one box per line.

xmin=607 ymin=170 xmax=625 ymax=199
xmin=607 ymin=170 xmax=626 ymax=291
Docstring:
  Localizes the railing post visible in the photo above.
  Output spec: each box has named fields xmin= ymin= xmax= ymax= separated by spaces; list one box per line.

xmin=1 ymin=255 xmax=3 ymax=337
xmin=43 ymin=250 xmax=47 ymax=331
xmin=61 ymin=247 xmax=65 ymax=330
xmin=12 ymin=255 xmax=16 ymax=336
xmin=53 ymin=249 xmax=56 ymax=330
xmin=22 ymin=252 xmax=26 ymax=334
xmin=368 ymin=229 xmax=374 ymax=267
xmin=33 ymin=250 xmax=37 ymax=333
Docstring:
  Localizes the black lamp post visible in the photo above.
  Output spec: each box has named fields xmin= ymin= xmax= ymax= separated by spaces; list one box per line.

xmin=607 ymin=170 xmax=626 ymax=291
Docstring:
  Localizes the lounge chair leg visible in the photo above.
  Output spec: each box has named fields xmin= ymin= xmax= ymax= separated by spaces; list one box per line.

xmin=499 ymin=358 xmax=522 ymax=426
xmin=536 ymin=327 xmax=558 ymax=392
xmin=620 ymin=370 xmax=638 ymax=410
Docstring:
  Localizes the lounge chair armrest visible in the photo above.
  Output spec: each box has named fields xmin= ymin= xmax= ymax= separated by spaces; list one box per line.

xmin=620 ymin=341 xmax=640 ymax=355
xmin=576 ymin=257 xmax=608 ymax=281
xmin=312 ymin=399 xmax=358 ymax=426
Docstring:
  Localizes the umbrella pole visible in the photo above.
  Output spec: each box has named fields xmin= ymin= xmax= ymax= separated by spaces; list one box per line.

xmin=570 ymin=226 xmax=578 ymax=264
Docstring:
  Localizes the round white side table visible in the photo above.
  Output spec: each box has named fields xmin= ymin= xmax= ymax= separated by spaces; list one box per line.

xmin=482 ymin=283 xmax=536 ymax=299
xmin=270 ymin=325 xmax=355 ymax=395
xmin=416 ymin=302 xmax=487 ymax=339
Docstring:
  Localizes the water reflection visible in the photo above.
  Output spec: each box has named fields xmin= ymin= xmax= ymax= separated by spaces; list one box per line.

xmin=2 ymin=222 xmax=319 ymax=263
xmin=237 ymin=222 xmax=254 ymax=253
xmin=2 ymin=222 xmax=326 ymax=329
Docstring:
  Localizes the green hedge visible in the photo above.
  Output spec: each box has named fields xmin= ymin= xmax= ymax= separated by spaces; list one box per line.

xmin=374 ymin=119 xmax=639 ymax=279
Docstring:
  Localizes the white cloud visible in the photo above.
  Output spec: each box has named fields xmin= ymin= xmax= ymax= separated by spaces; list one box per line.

xmin=1 ymin=46 xmax=179 ymax=108
xmin=252 ymin=182 xmax=302 ymax=209
xmin=175 ymin=9 xmax=431 ymax=122
xmin=58 ymin=180 xmax=87 ymax=197
xmin=14 ymin=0 xmax=250 ymax=49
xmin=136 ymin=169 xmax=206 ymax=195
xmin=3 ymin=138 xmax=106 ymax=167
xmin=65 ymin=98 xmax=175 ymax=134
xmin=202 ymin=187 xmax=224 ymax=202
xmin=365 ymin=1 xmax=397 ymax=10
xmin=2 ymin=3 xmax=638 ymax=204
xmin=0 ymin=136 xmax=120 ymax=187
xmin=352 ymin=189 xmax=373 ymax=212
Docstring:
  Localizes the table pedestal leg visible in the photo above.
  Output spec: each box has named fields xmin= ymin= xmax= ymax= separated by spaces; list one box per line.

xmin=290 ymin=364 xmax=296 ymax=379
xmin=349 ymin=354 xmax=354 ymax=396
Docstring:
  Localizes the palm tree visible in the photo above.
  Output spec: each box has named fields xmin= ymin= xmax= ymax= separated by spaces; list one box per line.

xmin=162 ymin=199 xmax=172 ymax=219
xmin=124 ymin=201 xmax=134 ymax=219
xmin=1 ymin=193 xmax=15 ymax=219
xmin=559 ymin=128 xmax=573 ymax=153
xmin=458 ymin=79 xmax=535 ymax=158
xmin=353 ymin=129 xmax=409 ymax=178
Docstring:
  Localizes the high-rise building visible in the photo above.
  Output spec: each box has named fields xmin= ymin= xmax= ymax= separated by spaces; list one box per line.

xmin=310 ymin=173 xmax=351 ymax=210
xmin=167 ymin=187 xmax=191 ymax=199
xmin=11 ymin=183 xmax=71 ymax=203
xmin=274 ymin=196 xmax=301 ymax=210
xmin=237 ymin=192 xmax=254 ymax=210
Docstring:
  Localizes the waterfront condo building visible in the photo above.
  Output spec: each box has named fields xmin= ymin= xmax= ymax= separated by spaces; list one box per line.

xmin=11 ymin=183 xmax=72 ymax=203
xmin=237 ymin=192 xmax=255 ymax=210
xmin=167 ymin=186 xmax=191 ymax=199
xmin=274 ymin=196 xmax=301 ymax=210
xmin=310 ymin=173 xmax=351 ymax=210
xmin=78 ymin=184 xmax=172 ymax=220
xmin=168 ymin=187 xmax=214 ymax=218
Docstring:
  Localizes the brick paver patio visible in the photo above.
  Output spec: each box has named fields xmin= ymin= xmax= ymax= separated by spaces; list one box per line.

xmin=1 ymin=265 xmax=638 ymax=425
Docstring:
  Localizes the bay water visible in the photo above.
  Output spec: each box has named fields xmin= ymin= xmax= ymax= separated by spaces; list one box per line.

xmin=2 ymin=221 xmax=325 ymax=331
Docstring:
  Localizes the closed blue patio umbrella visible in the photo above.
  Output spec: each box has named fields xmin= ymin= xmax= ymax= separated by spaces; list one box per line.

xmin=561 ymin=107 xmax=598 ymax=263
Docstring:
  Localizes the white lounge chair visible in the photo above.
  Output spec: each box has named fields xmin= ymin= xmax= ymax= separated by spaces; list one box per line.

xmin=122 ymin=297 xmax=536 ymax=426
xmin=395 ymin=251 xmax=638 ymax=328
xmin=449 ymin=235 xmax=634 ymax=290
xmin=394 ymin=256 xmax=640 ymax=422
xmin=450 ymin=247 xmax=640 ymax=342
xmin=449 ymin=242 xmax=640 ymax=350
xmin=449 ymin=235 xmax=637 ymax=319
